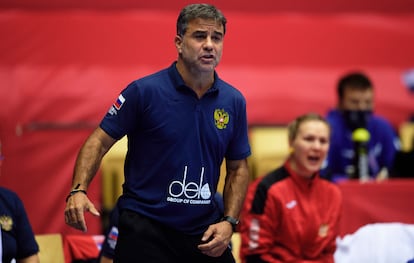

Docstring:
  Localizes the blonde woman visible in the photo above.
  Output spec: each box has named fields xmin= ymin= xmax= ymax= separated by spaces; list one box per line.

xmin=239 ymin=113 xmax=342 ymax=263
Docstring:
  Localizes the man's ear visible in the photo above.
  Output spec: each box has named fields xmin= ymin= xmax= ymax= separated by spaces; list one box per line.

xmin=175 ymin=35 xmax=183 ymax=53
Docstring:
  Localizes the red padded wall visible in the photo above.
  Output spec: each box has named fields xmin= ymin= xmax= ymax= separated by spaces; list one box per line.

xmin=0 ymin=7 xmax=413 ymax=235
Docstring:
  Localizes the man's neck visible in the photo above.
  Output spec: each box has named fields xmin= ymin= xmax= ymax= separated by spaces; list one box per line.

xmin=176 ymin=61 xmax=214 ymax=98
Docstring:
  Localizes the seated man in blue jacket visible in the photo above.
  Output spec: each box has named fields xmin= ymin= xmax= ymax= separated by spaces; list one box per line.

xmin=321 ymin=71 xmax=400 ymax=182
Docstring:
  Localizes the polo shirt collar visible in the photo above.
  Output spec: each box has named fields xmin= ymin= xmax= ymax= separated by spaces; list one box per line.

xmin=168 ymin=62 xmax=220 ymax=95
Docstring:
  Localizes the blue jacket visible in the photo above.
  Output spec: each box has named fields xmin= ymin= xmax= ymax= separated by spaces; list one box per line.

xmin=321 ymin=109 xmax=400 ymax=182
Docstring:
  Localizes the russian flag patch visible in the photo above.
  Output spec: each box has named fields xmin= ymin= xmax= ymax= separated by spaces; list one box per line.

xmin=108 ymin=226 xmax=118 ymax=241
xmin=114 ymin=94 xmax=125 ymax=110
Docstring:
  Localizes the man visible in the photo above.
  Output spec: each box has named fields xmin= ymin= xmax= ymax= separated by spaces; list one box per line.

xmin=321 ymin=72 xmax=400 ymax=182
xmin=0 ymin=141 xmax=40 ymax=263
xmin=64 ymin=4 xmax=251 ymax=263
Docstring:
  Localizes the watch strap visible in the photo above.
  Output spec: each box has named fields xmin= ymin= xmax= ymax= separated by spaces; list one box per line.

xmin=221 ymin=216 xmax=239 ymax=232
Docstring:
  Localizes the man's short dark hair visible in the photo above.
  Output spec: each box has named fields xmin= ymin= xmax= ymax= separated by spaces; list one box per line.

xmin=176 ymin=3 xmax=227 ymax=36
xmin=337 ymin=72 xmax=373 ymax=101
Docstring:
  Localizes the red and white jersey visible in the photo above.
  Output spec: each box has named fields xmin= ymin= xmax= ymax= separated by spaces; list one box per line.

xmin=239 ymin=162 xmax=343 ymax=263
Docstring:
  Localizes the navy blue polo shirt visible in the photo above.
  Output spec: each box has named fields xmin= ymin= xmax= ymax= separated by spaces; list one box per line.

xmin=0 ymin=187 xmax=39 ymax=262
xmin=100 ymin=62 xmax=251 ymax=234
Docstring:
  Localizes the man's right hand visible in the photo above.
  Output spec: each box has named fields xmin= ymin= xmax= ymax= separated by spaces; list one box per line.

xmin=64 ymin=192 xmax=100 ymax=232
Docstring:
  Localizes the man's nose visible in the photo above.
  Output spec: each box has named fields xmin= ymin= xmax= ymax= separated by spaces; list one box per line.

xmin=203 ymin=37 xmax=214 ymax=49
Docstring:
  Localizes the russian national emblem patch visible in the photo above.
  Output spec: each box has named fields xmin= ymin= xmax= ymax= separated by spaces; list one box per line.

xmin=214 ymin=109 xmax=229 ymax=129
xmin=0 ymin=215 xmax=13 ymax=231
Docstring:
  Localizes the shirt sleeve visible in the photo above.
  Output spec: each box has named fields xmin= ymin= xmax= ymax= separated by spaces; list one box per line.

xmin=378 ymin=121 xmax=400 ymax=170
xmin=13 ymin=194 xmax=39 ymax=259
xmin=239 ymin=181 xmax=283 ymax=263
xmin=225 ymin=96 xmax=251 ymax=160
xmin=100 ymin=81 xmax=141 ymax=140
xmin=100 ymin=205 xmax=120 ymax=259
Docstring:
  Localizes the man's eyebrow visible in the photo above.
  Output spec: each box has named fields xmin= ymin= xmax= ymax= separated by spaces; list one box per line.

xmin=192 ymin=30 xmax=207 ymax=34
xmin=191 ymin=30 xmax=223 ymax=35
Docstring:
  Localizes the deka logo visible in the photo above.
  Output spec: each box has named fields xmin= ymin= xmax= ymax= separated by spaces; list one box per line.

xmin=167 ymin=166 xmax=212 ymax=205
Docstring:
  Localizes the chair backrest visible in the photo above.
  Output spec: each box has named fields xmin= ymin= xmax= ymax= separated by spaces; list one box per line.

xmin=35 ymin=233 xmax=65 ymax=263
xmin=231 ymin=232 xmax=242 ymax=263
xmin=400 ymin=122 xmax=414 ymax=152
xmin=101 ymin=136 xmax=128 ymax=211
xmin=249 ymin=125 xmax=289 ymax=179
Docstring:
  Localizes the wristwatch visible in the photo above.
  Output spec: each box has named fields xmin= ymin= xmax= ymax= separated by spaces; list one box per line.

xmin=221 ymin=216 xmax=239 ymax=232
